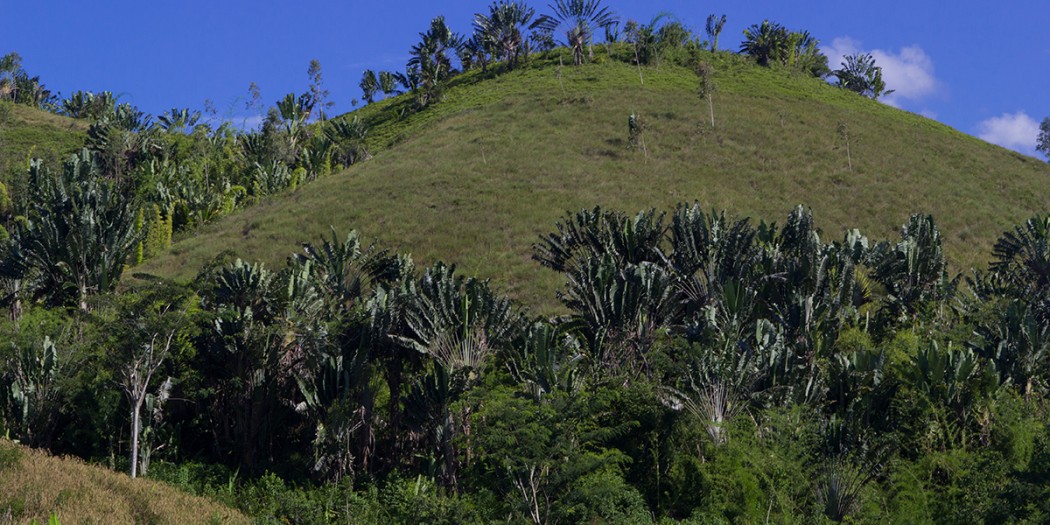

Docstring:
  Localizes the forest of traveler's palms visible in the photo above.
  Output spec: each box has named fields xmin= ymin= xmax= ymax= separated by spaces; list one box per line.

xmin=1 ymin=1 xmax=1050 ymax=523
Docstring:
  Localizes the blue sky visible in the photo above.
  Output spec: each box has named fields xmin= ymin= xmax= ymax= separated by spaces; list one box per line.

xmin=3 ymin=0 xmax=1047 ymax=156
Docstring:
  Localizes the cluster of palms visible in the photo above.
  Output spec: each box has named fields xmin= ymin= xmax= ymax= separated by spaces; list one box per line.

xmin=739 ymin=20 xmax=829 ymax=77
xmin=363 ymin=2 xmax=886 ymax=116
xmin=357 ymin=1 xmax=620 ymax=110
xmin=738 ymin=20 xmax=900 ymax=100
xmin=2 ymin=203 xmax=1048 ymax=521
xmin=0 ymin=71 xmax=377 ymax=316
xmin=4 ymin=5 xmax=1049 ymax=520
xmin=0 ymin=52 xmax=54 ymax=109
xmin=833 ymin=52 xmax=894 ymax=100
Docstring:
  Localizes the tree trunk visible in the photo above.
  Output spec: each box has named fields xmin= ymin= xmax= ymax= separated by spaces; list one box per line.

xmin=130 ymin=396 xmax=142 ymax=479
xmin=708 ymin=94 xmax=715 ymax=128
xmin=387 ymin=359 xmax=403 ymax=465
xmin=79 ymin=283 xmax=89 ymax=312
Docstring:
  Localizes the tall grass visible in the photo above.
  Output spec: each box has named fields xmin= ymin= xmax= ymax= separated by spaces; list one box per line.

xmin=0 ymin=439 xmax=248 ymax=524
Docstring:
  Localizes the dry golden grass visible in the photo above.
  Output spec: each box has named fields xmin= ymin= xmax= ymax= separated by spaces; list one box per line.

xmin=0 ymin=439 xmax=248 ymax=525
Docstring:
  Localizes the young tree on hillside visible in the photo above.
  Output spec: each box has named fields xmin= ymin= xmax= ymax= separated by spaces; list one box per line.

xmin=0 ymin=53 xmax=54 ymax=109
xmin=0 ymin=52 xmax=21 ymax=97
xmin=531 ymin=0 xmax=618 ymax=65
xmin=112 ymin=284 xmax=194 ymax=478
xmin=60 ymin=90 xmax=114 ymax=120
xmin=474 ymin=1 xmax=536 ymax=71
xmin=408 ymin=16 xmax=463 ymax=108
xmin=705 ymin=14 xmax=727 ymax=52
xmin=1038 ymin=117 xmax=1050 ymax=161
xmin=740 ymin=20 xmax=828 ymax=77
xmin=740 ymin=20 xmax=787 ymax=67
xmin=458 ymin=35 xmax=490 ymax=71
xmin=787 ymin=30 xmax=829 ymax=77
xmin=378 ymin=71 xmax=399 ymax=96
xmin=326 ymin=116 xmax=371 ymax=167
xmin=697 ymin=62 xmax=716 ymax=128
xmin=2 ymin=334 xmax=66 ymax=448
xmin=156 ymin=107 xmax=202 ymax=132
xmin=655 ymin=18 xmax=691 ymax=52
xmin=273 ymin=92 xmax=315 ymax=159
xmin=834 ymin=52 xmax=894 ymax=100
xmin=624 ymin=18 xmax=658 ymax=68
xmin=307 ymin=59 xmax=333 ymax=121
xmin=245 ymin=81 xmax=262 ymax=115
xmin=359 ymin=69 xmax=379 ymax=104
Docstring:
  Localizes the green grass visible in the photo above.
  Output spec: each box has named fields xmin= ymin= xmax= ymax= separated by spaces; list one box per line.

xmin=0 ymin=101 xmax=86 ymax=200
xmin=127 ymin=51 xmax=1047 ymax=313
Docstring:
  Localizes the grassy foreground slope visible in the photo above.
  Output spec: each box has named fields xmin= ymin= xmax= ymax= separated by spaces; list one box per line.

xmin=141 ymin=53 xmax=1049 ymax=312
xmin=0 ymin=439 xmax=249 ymax=524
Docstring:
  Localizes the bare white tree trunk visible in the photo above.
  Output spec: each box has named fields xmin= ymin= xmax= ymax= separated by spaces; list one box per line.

xmin=513 ymin=465 xmax=549 ymax=525
xmin=838 ymin=121 xmax=853 ymax=172
xmin=123 ymin=330 xmax=176 ymax=479
xmin=708 ymin=93 xmax=715 ymax=128
xmin=130 ymin=397 xmax=142 ymax=478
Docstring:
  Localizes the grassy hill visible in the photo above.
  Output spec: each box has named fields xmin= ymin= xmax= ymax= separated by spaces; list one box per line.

xmin=129 ymin=51 xmax=1047 ymax=312
xmin=0 ymin=101 xmax=86 ymax=196
xmin=0 ymin=439 xmax=248 ymax=524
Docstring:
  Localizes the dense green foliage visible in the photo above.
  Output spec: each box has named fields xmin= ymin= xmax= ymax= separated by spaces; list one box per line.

xmin=4 ymin=204 xmax=1050 ymax=523
xmin=0 ymin=60 xmax=382 ymax=321
xmin=833 ymin=52 xmax=893 ymax=100
xmin=3 ymin=3 xmax=1050 ymax=522
xmin=739 ymin=20 xmax=829 ymax=77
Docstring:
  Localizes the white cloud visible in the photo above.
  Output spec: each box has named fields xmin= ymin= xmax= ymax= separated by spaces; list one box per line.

xmin=822 ymin=37 xmax=939 ymax=107
xmin=871 ymin=47 xmax=937 ymax=106
xmin=822 ymin=37 xmax=862 ymax=69
xmin=236 ymin=115 xmax=265 ymax=130
xmin=976 ymin=111 xmax=1040 ymax=155
xmin=200 ymin=114 xmax=265 ymax=131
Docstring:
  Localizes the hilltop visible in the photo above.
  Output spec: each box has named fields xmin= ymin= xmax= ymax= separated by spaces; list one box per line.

xmin=136 ymin=50 xmax=1049 ymax=312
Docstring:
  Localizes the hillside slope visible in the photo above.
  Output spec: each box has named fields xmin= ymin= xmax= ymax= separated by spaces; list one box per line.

xmin=0 ymin=439 xmax=249 ymax=524
xmin=139 ymin=53 xmax=1049 ymax=312
xmin=0 ymin=102 xmax=85 ymax=191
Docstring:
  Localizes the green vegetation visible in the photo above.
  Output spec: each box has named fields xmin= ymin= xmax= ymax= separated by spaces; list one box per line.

xmin=0 ymin=53 xmax=55 ymax=111
xmin=834 ymin=52 xmax=893 ymax=100
xmin=1038 ymin=116 xmax=1050 ymax=160
xmin=142 ymin=52 xmax=1049 ymax=312
xmin=532 ymin=0 xmax=618 ymax=66
xmin=8 ymin=203 xmax=1050 ymax=523
xmin=0 ymin=102 xmax=86 ymax=200
xmin=740 ymin=20 xmax=828 ymax=76
xmin=3 ymin=3 xmax=1050 ymax=523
